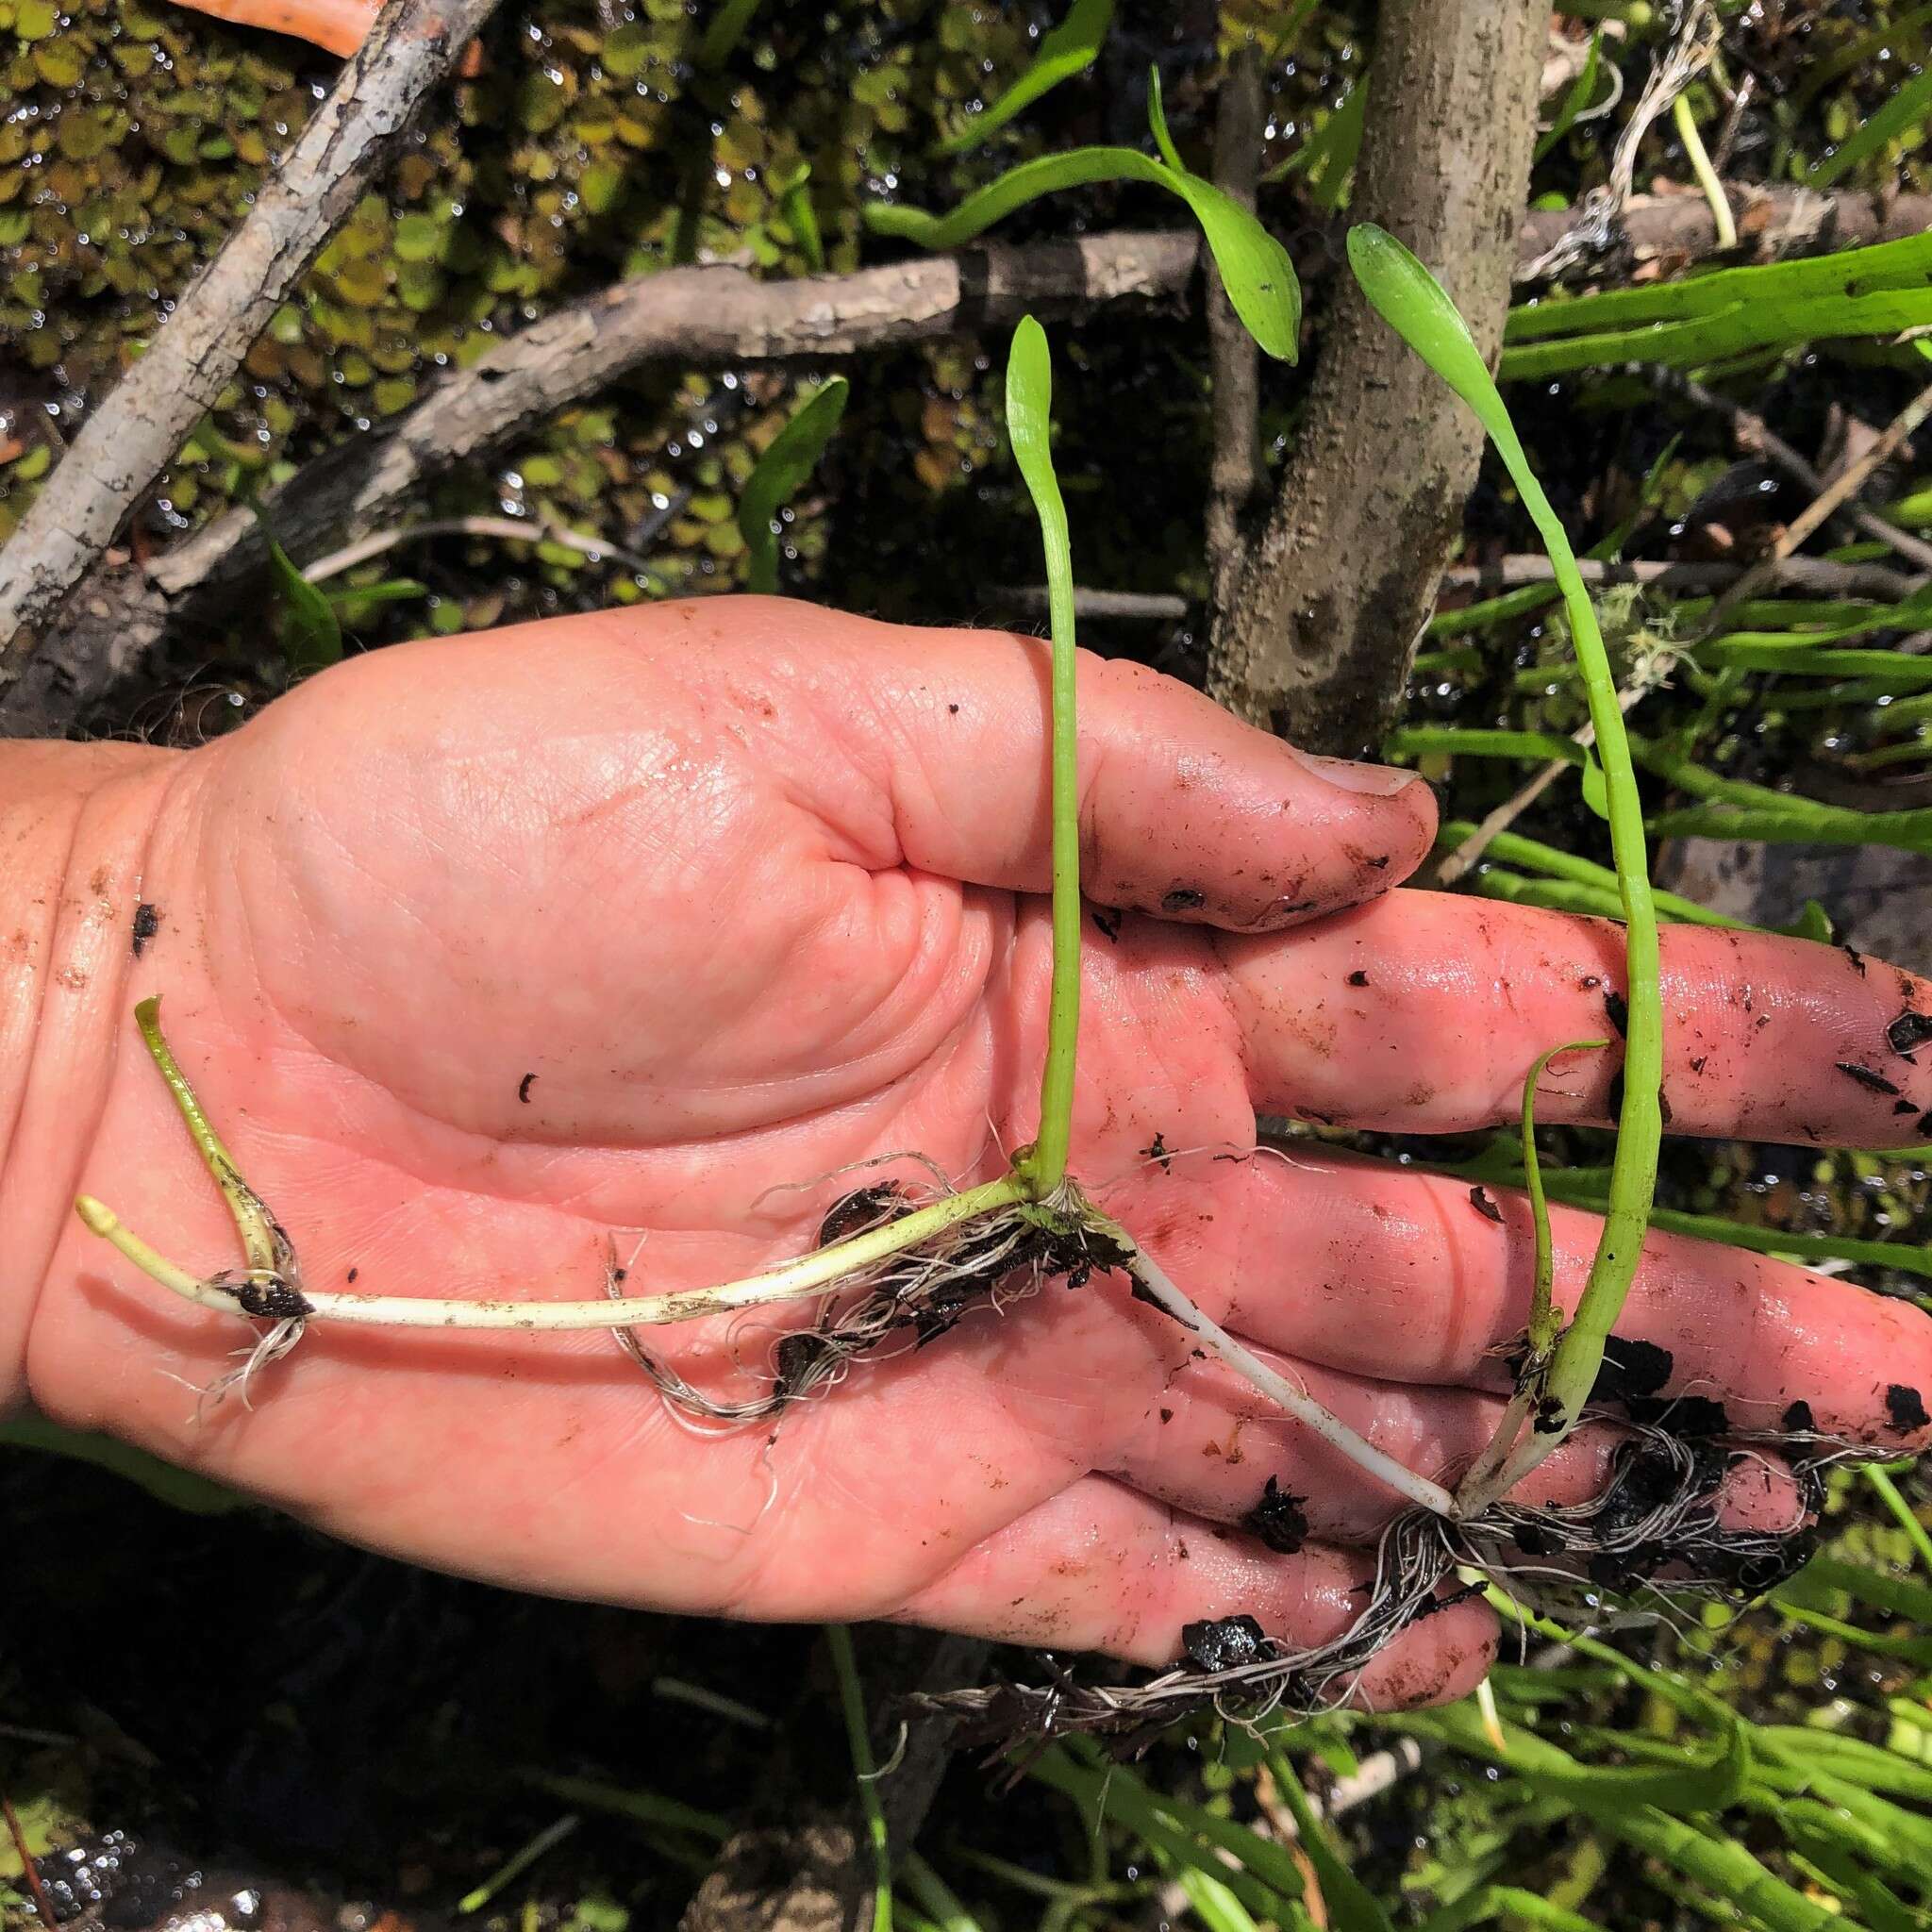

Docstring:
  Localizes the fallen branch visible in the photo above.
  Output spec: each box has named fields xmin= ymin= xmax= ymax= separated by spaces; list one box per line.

xmin=2 ymin=231 xmax=1198 ymax=739
xmin=1698 ymin=374 xmax=1932 ymax=635
xmin=1441 ymin=554 xmax=1924 ymax=600
xmin=301 ymin=513 xmax=659 ymax=584
xmin=1514 ymin=184 xmax=1932 ymax=287
xmin=0 ymin=0 xmax=503 ymax=687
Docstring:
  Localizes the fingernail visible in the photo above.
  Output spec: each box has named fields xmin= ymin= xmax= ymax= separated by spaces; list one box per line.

xmin=1298 ymin=751 xmax=1422 ymax=796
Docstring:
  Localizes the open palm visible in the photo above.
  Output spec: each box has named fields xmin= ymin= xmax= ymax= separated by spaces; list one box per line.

xmin=27 ymin=598 xmax=1932 ymax=1711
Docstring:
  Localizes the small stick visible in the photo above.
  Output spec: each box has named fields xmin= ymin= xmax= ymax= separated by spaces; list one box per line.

xmin=1699 ymin=374 xmax=1932 ymax=638
xmin=301 ymin=515 xmax=658 ymax=586
xmin=1 ymin=1790 xmax=58 ymax=1932
xmin=1661 ymin=372 xmax=1932 ymax=575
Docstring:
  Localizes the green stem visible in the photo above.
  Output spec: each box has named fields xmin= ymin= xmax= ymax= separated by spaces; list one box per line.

xmin=1007 ymin=317 xmax=1082 ymax=1193
xmin=825 ymin=1624 xmax=893 ymax=1932
xmin=135 ymin=996 xmax=286 ymax=1278
xmin=78 ymin=1171 xmax=1031 ymax=1333
xmin=1862 ymin=1465 xmax=1932 ymax=1576
xmin=1454 ymin=1041 xmax=1605 ymax=1510
xmin=1672 ymin=93 xmax=1736 ymax=251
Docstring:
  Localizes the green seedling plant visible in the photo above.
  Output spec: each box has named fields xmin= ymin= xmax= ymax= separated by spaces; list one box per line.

xmin=868 ymin=72 xmax=1302 ymax=362
xmin=74 ymin=247 xmax=1840 ymax=1743
xmin=930 ymin=0 xmax=1114 ymax=157
xmin=739 ymin=376 xmax=849 ymax=596
xmin=1345 ymin=224 xmax=1664 ymax=1513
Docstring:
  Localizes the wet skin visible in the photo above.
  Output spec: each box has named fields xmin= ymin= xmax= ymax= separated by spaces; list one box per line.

xmin=5 ymin=596 xmax=1930 ymax=1712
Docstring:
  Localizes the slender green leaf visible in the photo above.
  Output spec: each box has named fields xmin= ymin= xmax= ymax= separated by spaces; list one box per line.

xmin=1864 ymin=1464 xmax=1932 ymax=1576
xmin=1534 ymin=30 xmax=1605 ymax=164
xmin=824 ymin=1625 xmax=891 ymax=1932
xmin=774 ymin=162 xmax=824 ymax=272
xmin=1285 ymin=77 xmax=1369 ymax=210
xmin=1007 ymin=320 xmax=1079 ymax=1194
xmin=1499 ymin=232 xmax=1932 ymax=377
xmin=1028 ymin=1749 xmax=1301 ymax=1924
xmin=1757 ymin=1727 xmax=1932 ymax=1807
xmin=738 ymin=378 xmax=849 ymax=596
xmin=1269 ymin=1759 xmax=1396 ymax=1932
xmin=933 ymin=0 xmax=1114 ymax=155
xmin=1786 ymin=1554 xmax=1932 ymax=1625
xmin=255 ymin=507 xmax=343 ymax=675
xmin=695 ymin=0 xmax=761 ymax=68
xmin=1391 ymin=1707 xmax=1845 ymax=1932
xmin=1419 ymin=1886 xmax=1602 ymax=1932
xmin=1810 ymin=63 xmax=1932 ymax=190
xmin=871 ymin=75 xmax=1299 ymax=359
xmin=1438 ymin=823 xmax=1752 ymax=928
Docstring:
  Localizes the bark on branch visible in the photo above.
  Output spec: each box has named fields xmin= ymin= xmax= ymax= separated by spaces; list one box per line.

xmin=1207 ymin=0 xmax=1547 ymax=757
xmin=3 ymin=232 xmax=1197 ymax=738
xmin=0 ymin=0 xmax=501 ymax=685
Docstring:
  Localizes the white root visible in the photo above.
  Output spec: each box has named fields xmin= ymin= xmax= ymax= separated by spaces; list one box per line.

xmin=1108 ymin=1230 xmax=1459 ymax=1520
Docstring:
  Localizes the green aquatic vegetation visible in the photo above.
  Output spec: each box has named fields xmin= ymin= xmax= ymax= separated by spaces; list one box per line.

xmin=1391 ymin=724 xmax=1932 ymax=860
xmin=1533 ymin=28 xmax=1606 ymax=165
xmin=1005 ymin=318 xmax=1081 ymax=1193
xmin=1498 ymin=233 xmax=1932 ymax=379
xmin=867 ymin=73 xmax=1302 ymax=362
xmin=738 ymin=378 xmax=849 ymax=597
xmin=1809 ymin=59 xmax=1932 ymax=190
xmin=258 ymin=504 xmax=344 ymax=675
xmin=930 ymin=0 xmax=1113 ymax=157
xmin=1348 ymin=223 xmax=1662 ymax=1508
xmin=825 ymin=1624 xmax=892 ymax=1932
xmin=1266 ymin=74 xmax=1369 ymax=210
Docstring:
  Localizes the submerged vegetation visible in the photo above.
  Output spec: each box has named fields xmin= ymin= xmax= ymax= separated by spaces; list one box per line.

xmin=10 ymin=0 xmax=1932 ymax=1928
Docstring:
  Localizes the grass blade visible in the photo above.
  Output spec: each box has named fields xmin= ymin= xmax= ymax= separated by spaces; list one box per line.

xmin=1809 ymin=63 xmax=1932 ymax=190
xmin=255 ymin=506 xmax=342 ymax=676
xmin=1268 ymin=1760 xmax=1396 ymax=1932
xmin=738 ymin=378 xmax=849 ymax=596
xmin=933 ymin=0 xmax=1113 ymax=155
xmin=1533 ymin=29 xmax=1605 ymax=164
xmin=824 ymin=1625 xmax=892 ymax=1932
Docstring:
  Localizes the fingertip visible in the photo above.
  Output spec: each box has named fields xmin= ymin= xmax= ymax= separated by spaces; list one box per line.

xmin=1350 ymin=1592 xmax=1500 ymax=1710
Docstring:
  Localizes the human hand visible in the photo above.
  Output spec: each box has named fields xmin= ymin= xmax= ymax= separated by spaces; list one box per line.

xmin=9 ymin=597 xmax=1931 ymax=1711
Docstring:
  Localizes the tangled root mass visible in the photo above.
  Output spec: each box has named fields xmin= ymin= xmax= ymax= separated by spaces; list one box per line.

xmin=610 ymin=1183 xmax=1134 ymax=1424
xmin=604 ymin=1187 xmax=1846 ymax=1758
